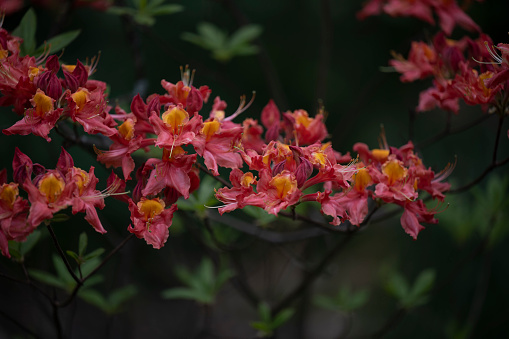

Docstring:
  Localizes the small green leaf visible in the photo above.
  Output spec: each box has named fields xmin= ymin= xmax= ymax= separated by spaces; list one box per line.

xmin=66 ymin=250 xmax=80 ymax=263
xmin=83 ymin=248 xmax=105 ymax=261
xmin=13 ymin=8 xmax=37 ymax=56
xmin=228 ymin=25 xmax=262 ymax=49
xmin=78 ymin=232 xmax=88 ymax=256
xmin=150 ymin=4 xmax=183 ymax=16
xmin=109 ymin=285 xmax=137 ymax=308
xmin=272 ymin=308 xmax=295 ymax=328
xmin=51 ymin=213 xmax=70 ymax=223
xmin=258 ymin=302 xmax=272 ymax=323
xmin=19 ymin=230 xmax=41 ymax=256
xmin=35 ymin=30 xmax=81 ymax=56
xmin=385 ymin=272 xmax=409 ymax=301
xmin=107 ymin=6 xmax=138 ymax=16
xmin=78 ymin=289 xmax=109 ymax=311
xmin=28 ymin=269 xmax=67 ymax=289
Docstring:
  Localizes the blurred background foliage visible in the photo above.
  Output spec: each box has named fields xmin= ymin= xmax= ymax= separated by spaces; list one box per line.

xmin=1 ymin=0 xmax=509 ymax=338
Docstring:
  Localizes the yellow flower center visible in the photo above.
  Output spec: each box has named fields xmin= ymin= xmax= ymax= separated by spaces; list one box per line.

xmin=241 ymin=172 xmax=255 ymax=187
xmin=62 ymin=64 xmax=76 ymax=73
xmin=118 ymin=119 xmax=135 ymax=140
xmin=201 ymin=120 xmax=220 ymax=141
xmin=270 ymin=172 xmax=297 ymax=199
xmin=371 ymin=149 xmax=390 ymax=163
xmin=353 ymin=168 xmax=371 ymax=192
xmin=162 ymin=106 xmax=189 ymax=133
xmin=137 ymin=198 xmax=165 ymax=221
xmin=382 ymin=159 xmax=407 ymax=185
xmin=73 ymin=168 xmax=90 ymax=195
xmin=0 ymin=183 xmax=19 ymax=208
xmin=71 ymin=89 xmax=89 ymax=111
xmin=294 ymin=110 xmax=312 ymax=128
xmin=38 ymin=173 xmax=65 ymax=203
xmin=163 ymin=146 xmax=186 ymax=161
xmin=32 ymin=90 xmax=54 ymax=116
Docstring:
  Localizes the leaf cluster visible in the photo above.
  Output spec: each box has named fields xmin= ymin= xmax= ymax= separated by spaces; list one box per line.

xmin=181 ymin=23 xmax=262 ymax=62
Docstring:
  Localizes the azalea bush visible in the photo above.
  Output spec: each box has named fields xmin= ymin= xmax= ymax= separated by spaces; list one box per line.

xmin=0 ymin=0 xmax=508 ymax=338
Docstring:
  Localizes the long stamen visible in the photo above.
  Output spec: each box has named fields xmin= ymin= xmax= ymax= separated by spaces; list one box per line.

xmin=224 ymin=91 xmax=256 ymax=122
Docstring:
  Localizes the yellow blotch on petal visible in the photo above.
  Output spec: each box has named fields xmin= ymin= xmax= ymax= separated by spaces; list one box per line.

xmin=353 ymin=168 xmax=371 ymax=192
xmin=119 ymin=119 xmax=135 ymax=140
xmin=32 ymin=90 xmax=54 ymax=116
xmin=162 ymin=106 xmax=189 ymax=133
xmin=138 ymin=198 xmax=165 ymax=222
xmin=241 ymin=172 xmax=255 ymax=187
xmin=294 ymin=110 xmax=312 ymax=128
xmin=382 ymin=159 xmax=407 ymax=185
xmin=163 ymin=146 xmax=186 ymax=161
xmin=371 ymin=149 xmax=390 ymax=163
xmin=201 ymin=120 xmax=220 ymax=141
xmin=71 ymin=89 xmax=89 ymax=111
xmin=270 ymin=172 xmax=297 ymax=199
xmin=212 ymin=110 xmax=225 ymax=121
xmin=29 ymin=67 xmax=40 ymax=81
xmin=38 ymin=173 xmax=65 ymax=203
xmin=0 ymin=48 xmax=8 ymax=60
xmin=73 ymin=168 xmax=90 ymax=195
xmin=312 ymin=151 xmax=328 ymax=167
xmin=479 ymin=72 xmax=494 ymax=96
xmin=62 ymin=64 xmax=76 ymax=73
xmin=0 ymin=183 xmax=19 ymax=208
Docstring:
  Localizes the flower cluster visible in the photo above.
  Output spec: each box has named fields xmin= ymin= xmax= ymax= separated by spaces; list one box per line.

xmin=0 ymin=21 xmax=452 ymax=254
xmin=357 ymin=0 xmax=481 ymax=35
xmin=0 ymin=147 xmax=122 ymax=257
xmin=388 ymin=32 xmax=509 ymax=114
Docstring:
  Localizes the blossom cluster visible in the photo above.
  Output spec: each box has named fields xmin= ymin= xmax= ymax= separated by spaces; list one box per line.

xmin=388 ymin=31 xmax=509 ymax=117
xmin=357 ymin=0 xmax=482 ymax=35
xmin=0 ymin=21 xmax=452 ymax=256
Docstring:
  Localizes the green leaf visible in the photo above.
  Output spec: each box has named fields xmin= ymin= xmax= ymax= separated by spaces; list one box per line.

xmin=258 ymin=302 xmax=272 ymax=323
xmin=385 ymin=272 xmax=409 ymax=301
xmin=13 ymin=8 xmax=37 ymax=56
xmin=272 ymin=308 xmax=295 ymax=328
xmin=50 ymin=213 xmax=70 ymax=223
xmin=66 ymin=250 xmax=80 ymax=263
xmin=228 ymin=25 xmax=262 ymax=49
xmin=82 ymin=275 xmax=103 ymax=288
xmin=78 ymin=289 xmax=109 ymax=311
xmin=80 ymin=257 xmax=102 ymax=277
xmin=109 ymin=285 xmax=137 ymax=308
xmin=161 ymin=287 xmax=212 ymax=304
xmin=150 ymin=4 xmax=183 ymax=16
xmin=19 ymin=230 xmax=41 ymax=256
xmin=196 ymin=22 xmax=226 ymax=49
xmin=28 ymin=269 xmax=67 ymax=289
xmin=52 ymin=255 xmax=75 ymax=287
xmin=107 ymin=6 xmax=138 ymax=16
xmin=83 ymin=248 xmax=105 ymax=261
xmin=78 ymin=232 xmax=88 ymax=256
xmin=35 ymin=30 xmax=81 ymax=56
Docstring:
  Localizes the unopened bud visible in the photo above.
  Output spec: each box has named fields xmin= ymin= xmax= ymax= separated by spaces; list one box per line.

xmin=272 ymin=160 xmax=286 ymax=176
xmin=186 ymin=87 xmax=203 ymax=114
xmin=295 ymin=157 xmax=313 ymax=187
xmin=45 ymin=55 xmax=60 ymax=73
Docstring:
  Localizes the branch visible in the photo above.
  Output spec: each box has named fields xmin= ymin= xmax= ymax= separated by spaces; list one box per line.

xmin=46 ymin=224 xmax=82 ymax=286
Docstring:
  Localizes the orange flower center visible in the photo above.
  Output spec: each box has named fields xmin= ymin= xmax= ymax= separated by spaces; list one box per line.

xmin=201 ymin=120 xmax=220 ymax=141
xmin=162 ymin=106 xmax=189 ymax=133
xmin=38 ymin=173 xmax=65 ymax=203
xmin=353 ymin=168 xmax=371 ymax=192
xmin=73 ymin=168 xmax=90 ymax=195
xmin=241 ymin=172 xmax=255 ymax=187
xmin=137 ymin=198 xmax=165 ymax=221
xmin=32 ymin=90 xmax=54 ymax=116
xmin=0 ymin=183 xmax=19 ymax=208
xmin=294 ymin=110 xmax=312 ymax=128
xmin=270 ymin=172 xmax=297 ymax=199
xmin=163 ymin=146 xmax=186 ymax=161
xmin=119 ymin=118 xmax=135 ymax=140
xmin=371 ymin=149 xmax=389 ymax=162
xmin=71 ymin=89 xmax=89 ymax=111
xmin=382 ymin=159 xmax=407 ymax=185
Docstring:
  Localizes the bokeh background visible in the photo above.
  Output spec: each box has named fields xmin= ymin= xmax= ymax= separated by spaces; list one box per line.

xmin=1 ymin=0 xmax=509 ymax=338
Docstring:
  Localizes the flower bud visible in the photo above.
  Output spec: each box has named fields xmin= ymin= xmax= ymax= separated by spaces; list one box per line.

xmin=147 ymin=95 xmax=161 ymax=116
xmin=295 ymin=157 xmax=312 ymax=187
xmin=64 ymin=71 xmax=79 ymax=92
xmin=131 ymin=94 xmax=148 ymax=120
xmin=272 ymin=160 xmax=286 ymax=176
xmin=45 ymin=55 xmax=60 ymax=73
xmin=72 ymin=60 xmax=88 ymax=87
xmin=265 ymin=123 xmax=280 ymax=142
xmin=186 ymin=87 xmax=203 ymax=114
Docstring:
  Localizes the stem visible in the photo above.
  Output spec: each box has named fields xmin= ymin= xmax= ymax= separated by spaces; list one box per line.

xmin=450 ymin=155 xmax=509 ymax=194
xmin=0 ymin=308 xmax=38 ymax=338
xmin=46 ymin=224 xmax=82 ymax=286
xmin=272 ymin=231 xmax=356 ymax=314
xmin=196 ymin=163 xmax=232 ymax=188
xmin=417 ymin=113 xmax=491 ymax=149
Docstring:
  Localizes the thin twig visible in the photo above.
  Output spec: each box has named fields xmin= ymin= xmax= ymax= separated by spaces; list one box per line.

xmin=450 ymin=155 xmax=509 ymax=194
xmin=46 ymin=224 xmax=82 ymax=286
xmin=196 ymin=162 xmax=232 ymax=188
